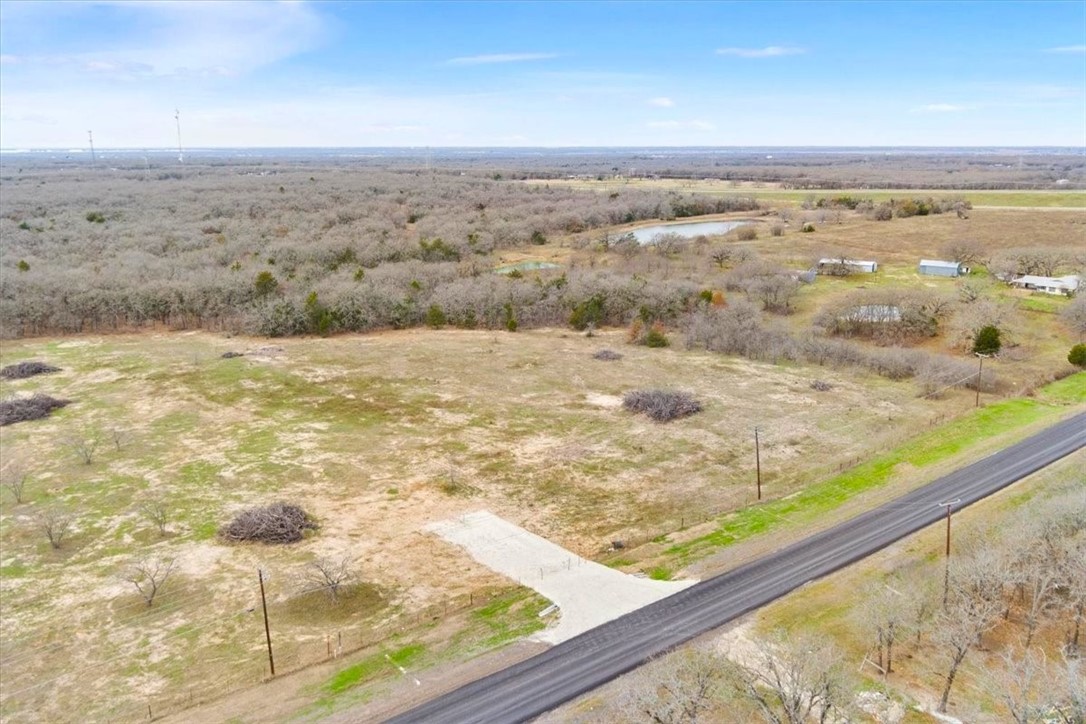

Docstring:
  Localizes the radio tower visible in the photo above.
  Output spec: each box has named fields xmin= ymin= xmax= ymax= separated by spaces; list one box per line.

xmin=87 ymin=130 xmax=96 ymax=165
xmin=175 ymin=109 xmax=184 ymax=163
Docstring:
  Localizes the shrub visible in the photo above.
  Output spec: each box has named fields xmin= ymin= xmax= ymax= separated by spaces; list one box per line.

xmin=0 ymin=394 xmax=71 ymax=426
xmin=426 ymin=304 xmax=447 ymax=329
xmin=530 ymin=230 xmax=547 ymax=245
xmin=219 ymin=503 xmax=317 ymax=544
xmin=570 ymin=294 xmax=606 ymax=331
xmin=810 ymin=380 xmax=833 ymax=391
xmin=644 ymin=325 xmax=669 ymax=348
xmin=593 ymin=349 xmax=622 ymax=361
xmin=85 ymin=211 xmax=106 ymax=223
xmin=622 ymin=390 xmax=702 ymax=422
xmin=800 ymin=223 xmax=815 ymax=233
xmin=736 ymin=226 xmax=758 ymax=241
xmin=770 ymin=224 xmax=784 ymax=237
xmin=1069 ymin=343 xmax=1086 ymax=368
xmin=253 ymin=271 xmax=279 ymax=298
xmin=0 ymin=361 xmax=61 ymax=379
xmin=220 ymin=351 xmax=244 ymax=359
xmin=972 ymin=325 xmax=1002 ymax=355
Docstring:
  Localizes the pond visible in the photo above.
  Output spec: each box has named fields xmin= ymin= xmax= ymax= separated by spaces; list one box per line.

xmin=630 ymin=220 xmax=748 ymax=244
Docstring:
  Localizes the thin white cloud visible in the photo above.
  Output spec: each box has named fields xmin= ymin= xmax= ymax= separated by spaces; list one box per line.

xmin=446 ymin=53 xmax=558 ymax=66
xmin=649 ymin=97 xmax=675 ymax=107
xmin=715 ymin=46 xmax=804 ymax=58
xmin=914 ymin=103 xmax=971 ymax=113
xmin=1044 ymin=45 xmax=1086 ymax=54
xmin=1 ymin=1 xmax=326 ymax=79
xmin=647 ymin=120 xmax=715 ymax=131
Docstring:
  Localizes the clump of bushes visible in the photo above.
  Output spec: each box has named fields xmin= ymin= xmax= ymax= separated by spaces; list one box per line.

xmin=1068 ymin=343 xmax=1086 ymax=368
xmin=623 ymin=390 xmax=702 ymax=422
xmin=219 ymin=503 xmax=317 ymax=544
xmin=0 ymin=361 xmax=62 ymax=379
xmin=593 ymin=349 xmax=623 ymax=361
xmin=0 ymin=394 xmax=71 ymax=426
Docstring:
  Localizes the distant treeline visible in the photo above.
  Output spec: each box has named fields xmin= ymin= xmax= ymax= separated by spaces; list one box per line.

xmin=0 ymin=166 xmax=757 ymax=337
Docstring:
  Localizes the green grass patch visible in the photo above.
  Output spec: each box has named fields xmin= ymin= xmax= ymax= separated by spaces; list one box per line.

xmin=1017 ymin=295 xmax=1070 ymax=314
xmin=1035 ymin=372 xmax=1086 ymax=404
xmin=471 ymin=590 xmax=548 ymax=648
xmin=647 ymin=566 xmax=672 ymax=581
xmin=668 ymin=379 xmax=1082 ymax=562
xmin=0 ymin=560 xmax=29 ymax=577
xmin=321 ymin=642 xmax=427 ymax=697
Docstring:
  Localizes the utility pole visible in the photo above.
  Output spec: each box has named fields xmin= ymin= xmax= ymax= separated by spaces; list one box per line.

xmin=975 ymin=355 xmax=984 ymax=408
xmin=258 ymin=569 xmax=275 ymax=676
xmin=754 ymin=426 xmax=762 ymax=501
xmin=938 ymin=499 xmax=960 ymax=607
xmin=87 ymin=131 xmax=96 ymax=165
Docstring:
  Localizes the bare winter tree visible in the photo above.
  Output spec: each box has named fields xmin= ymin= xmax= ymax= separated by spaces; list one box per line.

xmin=857 ymin=583 xmax=908 ymax=675
xmin=62 ymin=427 xmax=102 ymax=465
xmin=986 ymin=646 xmax=1056 ymax=724
xmin=140 ymin=498 xmax=169 ymax=537
xmin=125 ymin=557 xmax=175 ymax=607
xmin=38 ymin=507 xmax=74 ymax=550
xmin=302 ymin=554 xmax=354 ymax=602
xmin=934 ymin=558 xmax=1005 ymax=713
xmin=1059 ymin=537 xmax=1086 ymax=653
xmin=1 ymin=459 xmax=28 ymax=504
xmin=620 ymin=646 xmax=731 ymax=723
xmin=1061 ymin=294 xmax=1086 ymax=336
xmin=939 ymin=239 xmax=985 ymax=267
xmin=723 ymin=630 xmax=853 ymax=724
xmin=109 ymin=427 xmax=132 ymax=452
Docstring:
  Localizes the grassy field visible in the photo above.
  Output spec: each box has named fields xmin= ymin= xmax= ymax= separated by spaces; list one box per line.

xmin=0 ymin=327 xmax=974 ymax=721
xmin=525 ymin=178 xmax=1086 ymax=208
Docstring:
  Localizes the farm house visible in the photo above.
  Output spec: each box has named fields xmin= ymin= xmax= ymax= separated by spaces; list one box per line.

xmin=1009 ymin=274 xmax=1080 ymax=296
xmin=918 ymin=259 xmax=968 ymax=277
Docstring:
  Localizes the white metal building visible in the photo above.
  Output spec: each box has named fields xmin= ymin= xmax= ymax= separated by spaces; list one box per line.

xmin=918 ymin=259 xmax=967 ymax=277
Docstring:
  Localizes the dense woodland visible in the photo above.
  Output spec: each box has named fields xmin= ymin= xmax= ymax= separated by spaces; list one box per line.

xmin=0 ymin=165 xmax=759 ymax=337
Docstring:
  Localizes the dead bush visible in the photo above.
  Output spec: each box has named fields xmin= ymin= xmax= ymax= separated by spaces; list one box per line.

xmin=810 ymin=380 xmax=834 ymax=392
xmin=0 ymin=394 xmax=71 ymax=426
xmin=623 ymin=389 xmax=702 ymax=422
xmin=593 ymin=349 xmax=623 ymax=361
xmin=0 ymin=361 xmax=62 ymax=379
xmin=219 ymin=503 xmax=317 ymax=544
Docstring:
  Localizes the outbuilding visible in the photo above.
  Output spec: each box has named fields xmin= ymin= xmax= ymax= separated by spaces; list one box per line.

xmin=918 ymin=259 xmax=967 ymax=278
xmin=816 ymin=258 xmax=878 ymax=275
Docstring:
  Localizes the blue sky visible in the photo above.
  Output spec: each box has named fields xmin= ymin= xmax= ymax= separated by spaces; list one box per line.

xmin=1 ymin=0 xmax=1083 ymax=148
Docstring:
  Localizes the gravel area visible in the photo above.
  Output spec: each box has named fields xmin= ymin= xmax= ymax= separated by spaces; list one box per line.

xmin=427 ymin=510 xmax=697 ymax=644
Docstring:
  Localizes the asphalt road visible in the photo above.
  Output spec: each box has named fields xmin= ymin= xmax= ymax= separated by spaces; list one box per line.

xmin=387 ymin=412 xmax=1085 ymax=724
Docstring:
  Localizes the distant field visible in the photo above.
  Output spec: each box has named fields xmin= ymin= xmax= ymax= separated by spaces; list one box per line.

xmin=524 ymin=178 xmax=1086 ymax=208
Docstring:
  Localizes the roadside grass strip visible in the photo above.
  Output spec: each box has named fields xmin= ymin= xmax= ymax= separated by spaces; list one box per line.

xmin=669 ymin=373 xmax=1085 ymax=562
